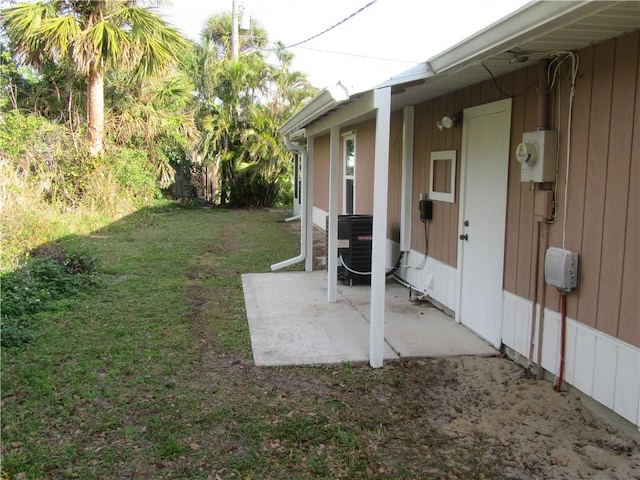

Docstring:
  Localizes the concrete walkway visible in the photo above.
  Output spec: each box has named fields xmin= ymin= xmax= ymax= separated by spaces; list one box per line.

xmin=242 ymin=271 xmax=497 ymax=367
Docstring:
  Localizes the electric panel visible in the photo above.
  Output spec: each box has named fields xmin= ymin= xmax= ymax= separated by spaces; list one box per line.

xmin=517 ymin=130 xmax=558 ymax=183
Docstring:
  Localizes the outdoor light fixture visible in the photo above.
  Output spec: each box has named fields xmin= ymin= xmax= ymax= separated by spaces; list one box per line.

xmin=436 ymin=113 xmax=460 ymax=131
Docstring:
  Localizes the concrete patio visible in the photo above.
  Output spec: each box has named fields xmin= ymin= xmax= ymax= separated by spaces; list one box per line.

xmin=241 ymin=270 xmax=497 ymax=366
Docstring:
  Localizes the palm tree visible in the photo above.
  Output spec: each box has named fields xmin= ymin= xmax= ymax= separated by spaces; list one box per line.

xmin=106 ymin=70 xmax=199 ymax=188
xmin=195 ymin=13 xmax=270 ymax=205
xmin=193 ymin=12 xmax=316 ymax=207
xmin=1 ymin=1 xmax=191 ymax=155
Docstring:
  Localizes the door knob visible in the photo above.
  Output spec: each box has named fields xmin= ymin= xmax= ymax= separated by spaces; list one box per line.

xmin=459 ymin=234 xmax=469 ymax=241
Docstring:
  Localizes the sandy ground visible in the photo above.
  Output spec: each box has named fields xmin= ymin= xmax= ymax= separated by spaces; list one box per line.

xmin=306 ymin=224 xmax=640 ymax=479
xmin=422 ymin=355 xmax=640 ymax=479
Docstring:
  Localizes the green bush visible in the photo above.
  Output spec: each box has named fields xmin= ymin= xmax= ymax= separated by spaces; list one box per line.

xmin=111 ymin=146 xmax=160 ymax=201
xmin=0 ymin=245 xmax=100 ymax=349
xmin=0 ymin=110 xmax=51 ymax=159
xmin=0 ymin=111 xmax=163 ymax=268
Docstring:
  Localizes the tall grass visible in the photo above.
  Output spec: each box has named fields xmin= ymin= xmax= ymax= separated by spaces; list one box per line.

xmin=0 ymin=111 xmax=159 ymax=271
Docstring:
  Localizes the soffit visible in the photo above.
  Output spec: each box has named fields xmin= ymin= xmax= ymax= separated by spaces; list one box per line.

xmin=389 ymin=1 xmax=639 ymax=110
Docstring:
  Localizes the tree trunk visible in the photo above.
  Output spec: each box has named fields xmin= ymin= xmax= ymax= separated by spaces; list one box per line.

xmin=87 ymin=67 xmax=104 ymax=155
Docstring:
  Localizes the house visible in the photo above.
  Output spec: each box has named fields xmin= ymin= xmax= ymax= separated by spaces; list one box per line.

xmin=276 ymin=1 xmax=640 ymax=428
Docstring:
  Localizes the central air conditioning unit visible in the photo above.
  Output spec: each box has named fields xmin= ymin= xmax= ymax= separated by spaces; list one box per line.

xmin=326 ymin=215 xmax=373 ymax=285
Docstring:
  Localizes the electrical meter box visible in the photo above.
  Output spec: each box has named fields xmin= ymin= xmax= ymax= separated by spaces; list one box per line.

xmin=517 ymin=130 xmax=558 ymax=183
xmin=545 ymin=247 xmax=579 ymax=292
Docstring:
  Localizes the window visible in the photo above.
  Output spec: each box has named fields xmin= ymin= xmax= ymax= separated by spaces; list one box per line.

xmin=343 ymin=133 xmax=356 ymax=214
xmin=429 ymin=150 xmax=456 ymax=203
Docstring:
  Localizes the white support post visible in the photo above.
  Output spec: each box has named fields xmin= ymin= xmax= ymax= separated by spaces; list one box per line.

xmin=370 ymin=87 xmax=391 ymax=368
xmin=400 ymin=106 xmax=414 ymax=252
xmin=305 ymin=136 xmax=315 ymax=272
xmin=327 ymin=126 xmax=340 ymax=302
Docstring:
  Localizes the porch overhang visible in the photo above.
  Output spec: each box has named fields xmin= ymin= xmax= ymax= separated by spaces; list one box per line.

xmin=281 ymin=2 xmax=640 ymax=132
xmin=279 ymin=83 xmax=350 ymax=138
xmin=381 ymin=0 xmax=640 ymax=110
xmin=274 ymin=0 xmax=640 ymax=370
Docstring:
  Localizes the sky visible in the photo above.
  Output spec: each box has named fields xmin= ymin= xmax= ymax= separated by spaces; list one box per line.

xmin=159 ymin=0 xmax=531 ymax=92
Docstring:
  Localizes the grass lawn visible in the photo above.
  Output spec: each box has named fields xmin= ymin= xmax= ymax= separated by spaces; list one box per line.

xmin=1 ymin=205 xmax=486 ymax=479
xmin=5 ymin=205 xmax=632 ymax=479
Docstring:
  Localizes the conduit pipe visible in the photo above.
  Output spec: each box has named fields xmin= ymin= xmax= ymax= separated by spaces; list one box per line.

xmin=271 ymin=135 xmax=307 ymax=271
xmin=536 ymin=222 xmax=550 ymax=380
xmin=529 ymin=60 xmax=557 ymax=380
xmin=556 ymin=290 xmax=568 ymax=392
xmin=527 ymin=219 xmax=542 ymax=371
xmin=537 ymin=59 xmax=551 ymax=130
xmin=528 ymin=60 xmax=551 ymax=371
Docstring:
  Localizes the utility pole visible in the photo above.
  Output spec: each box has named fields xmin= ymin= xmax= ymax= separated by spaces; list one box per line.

xmin=231 ymin=0 xmax=239 ymax=61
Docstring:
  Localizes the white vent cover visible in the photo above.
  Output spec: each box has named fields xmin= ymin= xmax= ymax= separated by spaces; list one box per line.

xmin=545 ymin=247 xmax=579 ymax=292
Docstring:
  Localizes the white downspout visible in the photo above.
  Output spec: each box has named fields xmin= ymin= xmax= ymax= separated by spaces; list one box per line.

xmin=271 ymin=134 xmax=308 ymax=271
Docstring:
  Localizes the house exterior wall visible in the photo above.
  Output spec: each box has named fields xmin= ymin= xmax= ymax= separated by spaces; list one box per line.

xmin=312 ymin=134 xmax=330 ymax=212
xmin=344 ymin=119 xmax=376 ymax=215
xmin=387 ymin=110 xmax=404 ymax=243
xmin=306 ymin=29 xmax=638 ymax=426
xmin=399 ymin=31 xmax=639 ymax=349
xmin=556 ymin=32 xmax=639 ymax=347
xmin=411 ymin=30 xmax=639 ymax=425
xmin=509 ymin=31 xmax=638 ymax=348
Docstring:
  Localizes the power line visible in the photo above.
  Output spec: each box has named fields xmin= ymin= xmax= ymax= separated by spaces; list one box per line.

xmin=285 ymin=0 xmax=378 ymax=49
xmin=293 ymin=45 xmax=419 ymax=64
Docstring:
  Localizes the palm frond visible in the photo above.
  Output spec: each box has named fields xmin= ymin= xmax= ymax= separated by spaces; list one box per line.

xmin=1 ymin=2 xmax=56 ymax=67
xmin=112 ymin=5 xmax=191 ymax=79
xmin=72 ymin=19 xmax=130 ymax=74
xmin=38 ymin=14 xmax=82 ymax=62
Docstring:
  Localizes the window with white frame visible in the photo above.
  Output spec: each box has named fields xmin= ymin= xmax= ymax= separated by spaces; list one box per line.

xmin=343 ymin=133 xmax=356 ymax=214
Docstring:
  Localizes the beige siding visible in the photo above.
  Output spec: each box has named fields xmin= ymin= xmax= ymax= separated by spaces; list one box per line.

xmin=349 ymin=120 xmax=376 ymax=215
xmin=577 ymin=32 xmax=638 ymax=345
xmin=313 ymin=134 xmax=330 ymax=212
xmin=311 ymin=31 xmax=638 ymax=346
xmin=404 ymin=31 xmax=639 ymax=346
xmin=387 ymin=111 xmax=404 ymax=242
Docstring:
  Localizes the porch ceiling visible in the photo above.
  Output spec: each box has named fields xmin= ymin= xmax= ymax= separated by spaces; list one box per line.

xmin=387 ymin=0 xmax=640 ymax=110
xmin=283 ymin=0 xmax=639 ymax=133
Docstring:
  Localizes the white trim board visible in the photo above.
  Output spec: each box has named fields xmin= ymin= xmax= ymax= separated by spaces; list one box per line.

xmin=394 ymin=244 xmax=457 ymax=313
xmin=502 ymin=291 xmax=640 ymax=427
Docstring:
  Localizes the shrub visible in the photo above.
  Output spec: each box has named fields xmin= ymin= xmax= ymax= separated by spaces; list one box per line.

xmin=0 ymin=244 xmax=100 ymax=349
xmin=0 ymin=111 xmax=158 ymax=268
xmin=111 ymin=147 xmax=160 ymax=201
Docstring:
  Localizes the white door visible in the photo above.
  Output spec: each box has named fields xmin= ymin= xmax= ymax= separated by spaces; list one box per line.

xmin=456 ymin=98 xmax=512 ymax=348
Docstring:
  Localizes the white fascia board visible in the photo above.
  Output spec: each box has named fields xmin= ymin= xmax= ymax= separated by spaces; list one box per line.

xmin=288 ymin=128 xmax=306 ymax=142
xmin=377 ymin=63 xmax=434 ymax=89
xmin=428 ymin=0 xmax=616 ymax=74
xmin=279 ymin=83 xmax=349 ymax=136
xmin=305 ymin=90 xmax=375 ymax=137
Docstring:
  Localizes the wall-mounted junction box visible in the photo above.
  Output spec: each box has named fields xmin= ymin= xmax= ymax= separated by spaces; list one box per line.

xmin=545 ymin=247 xmax=579 ymax=292
xmin=516 ymin=130 xmax=558 ymax=183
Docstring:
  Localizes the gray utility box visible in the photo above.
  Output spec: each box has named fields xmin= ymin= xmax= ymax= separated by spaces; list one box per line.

xmin=545 ymin=247 xmax=579 ymax=292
